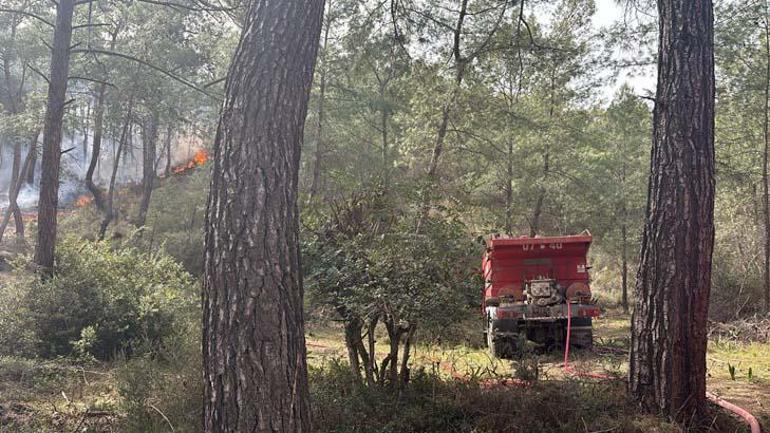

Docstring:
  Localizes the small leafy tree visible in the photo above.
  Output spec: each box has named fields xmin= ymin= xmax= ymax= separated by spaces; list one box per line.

xmin=304 ymin=190 xmax=479 ymax=387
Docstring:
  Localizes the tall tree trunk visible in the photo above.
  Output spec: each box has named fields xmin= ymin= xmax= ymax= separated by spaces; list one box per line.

xmin=381 ymin=99 xmax=390 ymax=189
xmin=629 ymin=0 xmax=715 ymax=421
xmin=621 ymin=158 xmax=629 ymax=313
xmin=530 ymin=72 xmax=556 ymax=238
xmin=763 ymin=12 xmax=770 ymax=312
xmin=136 ymin=111 xmax=158 ymax=227
xmin=34 ymin=0 xmax=75 ymax=274
xmin=0 ymin=132 xmax=37 ymax=242
xmin=164 ymin=125 xmax=172 ymax=177
xmin=81 ymin=100 xmax=91 ymax=163
xmin=10 ymin=138 xmax=24 ymax=238
xmin=621 ymin=216 xmax=629 ymax=314
xmin=85 ymin=29 xmax=117 ymax=213
xmin=85 ymin=83 xmax=107 ymax=212
xmin=504 ymin=140 xmax=513 ymax=235
xmin=415 ymin=0 xmax=469 ymax=233
xmin=26 ymin=137 xmax=37 ymax=186
xmin=99 ymin=101 xmax=132 ymax=240
xmin=3 ymin=18 xmax=26 ymax=238
xmin=530 ymin=144 xmax=549 ymax=237
xmin=202 ymin=1 xmax=324 ymax=431
xmin=308 ymin=0 xmax=332 ymax=203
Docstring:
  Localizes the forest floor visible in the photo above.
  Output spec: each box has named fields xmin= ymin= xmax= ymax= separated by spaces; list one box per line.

xmin=306 ymin=312 xmax=770 ymax=425
xmin=0 ymin=312 xmax=767 ymax=432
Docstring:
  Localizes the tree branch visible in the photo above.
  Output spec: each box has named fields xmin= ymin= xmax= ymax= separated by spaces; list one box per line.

xmin=0 ymin=8 xmax=54 ymax=27
xmin=71 ymin=48 xmax=222 ymax=100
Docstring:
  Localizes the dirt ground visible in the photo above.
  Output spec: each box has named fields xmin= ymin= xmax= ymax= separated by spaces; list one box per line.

xmin=306 ymin=312 xmax=770 ymax=426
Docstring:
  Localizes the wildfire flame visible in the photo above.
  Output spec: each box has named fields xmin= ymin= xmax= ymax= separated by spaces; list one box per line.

xmin=75 ymin=194 xmax=93 ymax=208
xmin=172 ymin=149 xmax=209 ymax=174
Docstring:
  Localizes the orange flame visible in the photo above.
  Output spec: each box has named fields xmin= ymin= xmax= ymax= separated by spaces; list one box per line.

xmin=173 ymin=149 xmax=209 ymax=174
xmin=75 ymin=195 xmax=93 ymax=208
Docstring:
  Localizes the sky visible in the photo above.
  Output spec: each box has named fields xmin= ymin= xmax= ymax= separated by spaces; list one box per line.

xmin=592 ymin=0 xmax=657 ymax=102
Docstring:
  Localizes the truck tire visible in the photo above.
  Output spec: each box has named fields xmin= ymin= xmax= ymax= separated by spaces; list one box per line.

xmin=487 ymin=323 xmax=510 ymax=358
xmin=568 ymin=317 xmax=593 ymax=349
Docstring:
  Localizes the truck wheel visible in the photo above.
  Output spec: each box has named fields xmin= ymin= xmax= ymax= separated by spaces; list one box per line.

xmin=568 ymin=318 xmax=593 ymax=349
xmin=487 ymin=324 xmax=510 ymax=358
xmin=487 ymin=324 xmax=500 ymax=357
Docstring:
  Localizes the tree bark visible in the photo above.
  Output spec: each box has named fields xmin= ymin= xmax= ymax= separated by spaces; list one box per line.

xmin=85 ymin=83 xmax=108 ymax=212
xmin=0 ymin=132 xmax=38 ymax=242
xmin=164 ymin=125 xmax=172 ymax=177
xmin=34 ymin=0 xmax=75 ymax=274
xmin=2 ymin=17 xmax=27 ymax=239
xmin=763 ymin=12 xmax=770 ymax=312
xmin=621 ymin=157 xmax=629 ymax=313
xmin=26 ymin=138 xmax=37 ymax=186
xmin=10 ymin=138 xmax=24 ymax=238
xmin=81 ymin=100 xmax=91 ymax=162
xmin=202 ymin=1 xmax=324 ymax=431
xmin=308 ymin=0 xmax=332 ymax=203
xmin=629 ymin=0 xmax=715 ymax=421
xmin=99 ymin=101 xmax=132 ymax=240
xmin=415 ymin=0 xmax=469 ymax=233
xmin=85 ymin=29 xmax=117 ymax=213
xmin=136 ymin=111 xmax=158 ymax=227
xmin=621 ymin=217 xmax=629 ymax=314
xmin=504 ymin=140 xmax=514 ymax=235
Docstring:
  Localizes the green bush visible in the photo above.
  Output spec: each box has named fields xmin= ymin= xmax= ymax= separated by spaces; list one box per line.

xmin=308 ymin=360 xmax=684 ymax=433
xmin=0 ymin=237 xmax=197 ymax=360
xmin=116 ymin=321 xmax=202 ymax=433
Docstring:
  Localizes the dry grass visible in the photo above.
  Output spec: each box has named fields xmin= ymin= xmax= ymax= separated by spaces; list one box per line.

xmin=0 ymin=314 xmax=765 ymax=432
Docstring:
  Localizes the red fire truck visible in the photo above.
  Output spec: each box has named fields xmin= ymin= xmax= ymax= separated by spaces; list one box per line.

xmin=482 ymin=233 xmax=601 ymax=357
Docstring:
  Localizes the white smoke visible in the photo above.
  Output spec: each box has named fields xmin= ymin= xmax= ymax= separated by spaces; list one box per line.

xmin=0 ymin=128 xmax=206 ymax=212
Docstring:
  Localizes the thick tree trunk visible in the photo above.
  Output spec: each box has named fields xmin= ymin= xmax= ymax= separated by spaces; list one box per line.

xmin=85 ymin=83 xmax=107 ymax=212
xmin=629 ymin=0 xmax=715 ymax=421
xmin=202 ymin=1 xmax=324 ymax=432
xmin=136 ymin=112 xmax=158 ymax=227
xmin=34 ymin=0 xmax=75 ymax=273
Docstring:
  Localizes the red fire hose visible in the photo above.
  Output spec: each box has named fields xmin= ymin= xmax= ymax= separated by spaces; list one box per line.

xmin=563 ymin=303 xmax=762 ymax=433
xmin=706 ymin=391 xmax=762 ymax=433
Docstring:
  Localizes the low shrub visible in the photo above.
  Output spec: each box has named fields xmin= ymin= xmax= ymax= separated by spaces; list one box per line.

xmin=309 ymin=360 xmax=684 ymax=433
xmin=0 ymin=237 xmax=197 ymax=360
xmin=116 ymin=321 xmax=202 ymax=433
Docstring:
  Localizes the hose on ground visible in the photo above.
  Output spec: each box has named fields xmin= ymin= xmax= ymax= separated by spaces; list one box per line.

xmin=564 ymin=302 xmax=762 ymax=433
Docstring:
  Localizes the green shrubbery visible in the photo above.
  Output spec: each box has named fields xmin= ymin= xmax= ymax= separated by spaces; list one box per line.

xmin=111 ymin=348 xmax=686 ymax=433
xmin=116 ymin=321 xmax=202 ymax=433
xmin=0 ymin=237 xmax=197 ymax=360
xmin=314 ymin=361 xmax=686 ymax=433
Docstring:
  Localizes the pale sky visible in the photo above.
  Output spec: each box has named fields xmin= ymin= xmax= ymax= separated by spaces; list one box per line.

xmin=593 ymin=0 xmax=657 ymax=102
